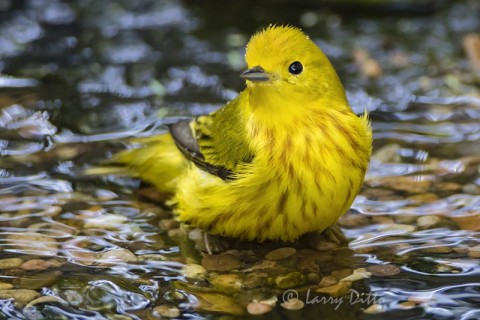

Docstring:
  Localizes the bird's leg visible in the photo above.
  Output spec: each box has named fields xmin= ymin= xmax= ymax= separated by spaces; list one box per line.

xmin=323 ymin=223 xmax=349 ymax=245
xmin=203 ymin=232 xmax=213 ymax=255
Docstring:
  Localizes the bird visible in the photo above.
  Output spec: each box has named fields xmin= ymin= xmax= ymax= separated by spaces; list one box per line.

xmin=108 ymin=25 xmax=372 ymax=243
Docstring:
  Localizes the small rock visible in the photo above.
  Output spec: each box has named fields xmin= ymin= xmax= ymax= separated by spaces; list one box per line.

xmin=340 ymin=268 xmax=371 ymax=282
xmin=95 ymin=189 xmax=118 ymax=200
xmin=66 ymin=250 xmax=99 ymax=266
xmin=257 ymin=297 xmax=277 ymax=307
xmin=63 ymin=290 xmax=83 ymax=306
xmin=273 ymin=272 xmax=306 ymax=289
xmin=182 ymin=264 xmax=208 ymax=280
xmin=436 ymin=182 xmax=462 ymax=192
xmin=306 ymin=273 xmax=321 ymax=283
xmin=0 ymin=289 xmax=40 ymax=307
xmin=243 ymin=273 xmax=268 ymax=289
xmin=394 ymin=215 xmax=418 ymax=224
xmin=367 ymin=264 xmax=401 ymax=277
xmin=421 ymin=245 xmax=453 ymax=254
xmin=0 ymin=283 xmax=13 ymax=290
xmin=20 ymin=259 xmax=55 ymax=271
xmin=153 ymin=305 xmax=181 ymax=318
xmin=370 ymin=216 xmax=394 ymax=224
xmin=417 ymin=215 xmax=442 ymax=228
xmin=318 ymin=275 xmax=338 ymax=288
xmin=281 ymin=298 xmax=304 ymax=310
xmin=7 ymin=233 xmax=58 ymax=256
xmin=314 ymin=241 xmax=338 ymax=251
xmin=210 ymin=274 xmax=243 ymax=291
xmin=265 ymin=247 xmax=296 ymax=261
xmin=84 ymin=214 xmax=128 ymax=230
xmin=331 ymin=268 xmax=352 ymax=280
xmin=371 ymin=144 xmax=401 ymax=162
xmin=399 ymin=301 xmax=416 ymax=309
xmin=297 ymin=257 xmax=320 ymax=274
xmin=363 ymin=304 xmax=384 ymax=314
xmin=99 ymin=248 xmax=137 ymax=264
xmin=315 ymin=281 xmax=352 ymax=297
xmin=468 ymin=245 xmax=480 ymax=258
xmin=407 ymin=193 xmax=439 ymax=203
xmin=0 ymin=258 xmax=23 ymax=269
xmin=202 ymin=254 xmax=240 ymax=272
xmin=247 ymin=302 xmax=272 ymax=315
xmin=378 ymin=223 xmax=416 ymax=233
xmin=338 ymin=214 xmax=369 ymax=228
xmin=26 ymin=296 xmax=67 ymax=308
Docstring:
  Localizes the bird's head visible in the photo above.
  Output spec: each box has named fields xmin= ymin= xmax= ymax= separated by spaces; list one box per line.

xmin=242 ymin=25 xmax=347 ymax=108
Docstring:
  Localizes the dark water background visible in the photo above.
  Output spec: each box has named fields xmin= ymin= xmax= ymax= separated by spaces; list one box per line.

xmin=0 ymin=0 xmax=479 ymax=319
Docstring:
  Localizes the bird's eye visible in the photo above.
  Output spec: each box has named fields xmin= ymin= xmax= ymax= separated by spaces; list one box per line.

xmin=288 ymin=61 xmax=303 ymax=75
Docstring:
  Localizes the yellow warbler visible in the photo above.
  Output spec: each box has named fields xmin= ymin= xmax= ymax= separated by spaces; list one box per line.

xmin=113 ymin=25 xmax=372 ymax=242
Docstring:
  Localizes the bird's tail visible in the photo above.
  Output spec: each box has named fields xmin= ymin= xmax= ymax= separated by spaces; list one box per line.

xmin=84 ymin=133 xmax=187 ymax=194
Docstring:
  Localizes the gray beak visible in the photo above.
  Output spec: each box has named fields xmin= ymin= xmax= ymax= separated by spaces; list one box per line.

xmin=241 ymin=66 xmax=270 ymax=82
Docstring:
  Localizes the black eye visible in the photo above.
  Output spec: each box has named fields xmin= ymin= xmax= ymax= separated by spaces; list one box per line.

xmin=288 ymin=61 xmax=303 ymax=75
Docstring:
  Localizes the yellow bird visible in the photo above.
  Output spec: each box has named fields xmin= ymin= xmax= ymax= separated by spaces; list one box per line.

xmin=113 ymin=25 xmax=372 ymax=242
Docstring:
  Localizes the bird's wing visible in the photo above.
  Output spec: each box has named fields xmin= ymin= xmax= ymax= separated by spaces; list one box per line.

xmin=168 ymin=97 xmax=254 ymax=181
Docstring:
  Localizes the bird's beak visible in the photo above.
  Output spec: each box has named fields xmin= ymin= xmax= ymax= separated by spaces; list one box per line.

xmin=241 ymin=66 xmax=270 ymax=82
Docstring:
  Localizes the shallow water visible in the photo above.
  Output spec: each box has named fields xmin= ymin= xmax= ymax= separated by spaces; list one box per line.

xmin=0 ymin=0 xmax=479 ymax=319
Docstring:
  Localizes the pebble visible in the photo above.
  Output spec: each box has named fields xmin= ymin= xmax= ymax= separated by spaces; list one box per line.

xmin=182 ymin=264 xmax=208 ymax=280
xmin=417 ymin=215 xmax=442 ymax=228
xmin=338 ymin=214 xmax=370 ymax=228
xmin=363 ymin=304 xmax=384 ymax=314
xmin=95 ymin=189 xmax=118 ymax=200
xmin=331 ymin=268 xmax=352 ymax=280
xmin=280 ymin=298 xmax=304 ymax=310
xmin=318 ymin=275 xmax=338 ymax=288
xmin=370 ymin=216 xmax=394 ymax=224
xmin=367 ymin=264 xmax=401 ymax=277
xmin=314 ymin=241 xmax=338 ymax=251
xmin=378 ymin=223 xmax=416 ymax=233
xmin=398 ymin=301 xmax=417 ymax=309
xmin=84 ymin=214 xmax=128 ymax=230
xmin=371 ymin=144 xmax=401 ymax=162
xmin=273 ymin=272 xmax=306 ymax=289
xmin=0 ymin=289 xmax=40 ymax=307
xmin=453 ymin=215 xmax=480 ymax=231
xmin=63 ymin=289 xmax=83 ymax=305
xmin=153 ymin=305 xmax=181 ymax=318
xmin=315 ymin=281 xmax=352 ymax=297
xmin=0 ymin=283 xmax=13 ymax=290
xmin=99 ymin=248 xmax=137 ymax=264
xmin=468 ymin=245 xmax=480 ymax=258
xmin=202 ymin=254 xmax=241 ymax=272
xmin=394 ymin=214 xmax=418 ymax=224
xmin=378 ymin=176 xmax=432 ymax=194
xmin=0 ymin=258 xmax=23 ymax=269
xmin=66 ymin=250 xmax=99 ymax=266
xmin=210 ymin=274 xmax=243 ymax=291
xmin=340 ymin=268 xmax=372 ymax=282
xmin=26 ymin=296 xmax=66 ymax=308
xmin=421 ymin=245 xmax=453 ymax=254
xmin=408 ymin=193 xmax=439 ymax=203
xmin=247 ymin=302 xmax=272 ymax=315
xmin=20 ymin=259 xmax=55 ymax=271
xmin=265 ymin=247 xmax=296 ymax=261
xmin=7 ymin=233 xmax=58 ymax=256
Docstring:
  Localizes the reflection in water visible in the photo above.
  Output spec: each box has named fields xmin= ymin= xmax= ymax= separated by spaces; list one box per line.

xmin=0 ymin=0 xmax=479 ymax=319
